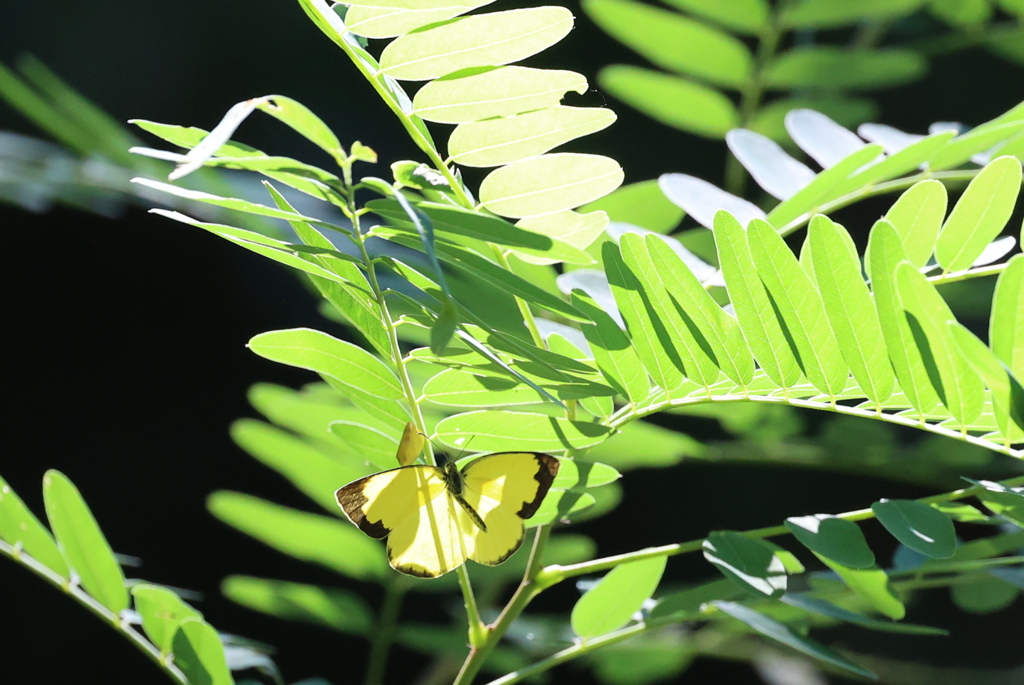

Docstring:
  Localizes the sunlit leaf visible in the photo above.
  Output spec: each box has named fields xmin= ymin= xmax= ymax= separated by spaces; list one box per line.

xmin=132 ymin=585 xmax=202 ymax=654
xmin=571 ymin=556 xmax=666 ymax=637
xmin=579 ymin=180 xmax=683 ymax=233
xmin=782 ymin=0 xmax=925 ymax=28
xmin=816 ymin=557 xmax=905 ymax=620
xmin=479 ymin=153 xmax=624 ymax=219
xmin=726 ymin=129 xmax=815 ymax=200
xmin=433 ymin=410 xmax=612 ymax=451
xmin=659 ymin=0 xmax=768 ymax=34
xmin=881 ymin=180 xmax=947 ymax=269
xmin=172 ymin=618 xmax=232 ymax=685
xmin=572 ymin=290 xmax=651 ymax=403
xmin=43 ymin=470 xmax=128 ymax=613
xmin=764 ymin=48 xmax=926 ymax=90
xmin=991 ymin=254 xmax=1024 ymax=379
xmin=222 ymin=575 xmax=373 ymax=634
xmin=785 ymin=514 xmax=874 ymax=569
xmin=703 ymin=531 xmax=789 ymax=598
xmin=0 ymin=475 xmax=69 ymax=579
xmin=599 ymin=65 xmax=740 ymax=139
xmin=345 ymin=0 xmax=497 ymax=39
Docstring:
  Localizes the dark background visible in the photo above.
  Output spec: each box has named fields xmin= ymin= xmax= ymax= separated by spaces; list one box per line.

xmin=1 ymin=1 xmax=1022 ymax=683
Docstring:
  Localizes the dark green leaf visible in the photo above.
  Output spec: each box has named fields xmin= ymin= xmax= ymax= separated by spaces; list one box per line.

xmin=872 ymin=499 xmax=957 ymax=559
xmin=703 ymin=531 xmax=788 ymax=598
xmin=782 ymin=593 xmax=946 ymax=635
xmin=785 ymin=514 xmax=875 ymax=568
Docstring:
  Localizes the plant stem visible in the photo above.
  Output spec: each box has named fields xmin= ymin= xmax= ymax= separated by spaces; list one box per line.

xmin=364 ymin=578 xmax=408 ymax=685
xmin=0 ymin=541 xmax=186 ymax=684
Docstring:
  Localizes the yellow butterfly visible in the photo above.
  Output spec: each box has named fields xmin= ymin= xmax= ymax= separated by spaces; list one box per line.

xmin=336 ymin=452 xmax=560 ymax=578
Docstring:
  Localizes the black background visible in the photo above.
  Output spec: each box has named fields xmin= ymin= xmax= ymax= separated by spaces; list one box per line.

xmin=2 ymin=1 xmax=1023 ymax=683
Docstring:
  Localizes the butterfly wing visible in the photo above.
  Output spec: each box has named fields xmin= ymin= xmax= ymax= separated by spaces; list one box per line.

xmin=336 ymin=466 xmax=468 ymax=578
xmin=459 ymin=452 xmax=560 ymax=566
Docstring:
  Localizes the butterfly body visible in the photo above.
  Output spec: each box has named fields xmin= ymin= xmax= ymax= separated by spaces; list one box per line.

xmin=336 ymin=452 xmax=559 ymax=578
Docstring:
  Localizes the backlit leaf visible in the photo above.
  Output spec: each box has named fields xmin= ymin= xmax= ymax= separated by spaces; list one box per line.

xmin=479 ymin=153 xmax=624 ymax=218
xmin=433 ymin=410 xmax=612 ymax=451
xmin=132 ymin=585 xmax=202 ymax=654
xmin=764 ymin=48 xmax=926 ymax=90
xmin=222 ymin=576 xmax=373 ymax=634
xmin=172 ymin=618 xmax=232 ymax=685
xmin=579 ymin=180 xmax=684 ymax=233
xmin=816 ymin=557 xmax=905 ymax=620
xmin=882 ymin=180 xmax=947 ymax=269
xmin=0 ymin=475 xmax=69 ymax=579
xmin=571 ymin=556 xmax=667 ymax=637
xmin=345 ymin=0 xmax=497 ymax=39
xmin=991 ymin=254 xmax=1024 ymax=378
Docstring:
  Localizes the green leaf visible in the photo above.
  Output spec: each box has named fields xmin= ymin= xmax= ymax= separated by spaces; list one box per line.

xmin=844 ymin=130 xmax=956 ymax=191
xmin=449 ymin=105 xmax=616 ymax=168
xmin=549 ymin=457 xmax=622 ymax=490
xmin=523 ymin=490 xmax=597 ymax=526
xmin=868 ymin=220 xmax=943 ymax=415
xmin=748 ymin=219 xmax=850 ymax=396
xmin=951 ymin=574 xmax=1020 ymax=613
xmin=248 ymin=383 xmax=395 ymax=443
xmin=222 ymin=575 xmax=373 ymax=634
xmin=599 ymin=65 xmax=740 ymax=139
xmin=882 ymin=179 xmax=947 ymax=269
xmin=764 ymin=48 xmax=926 ymax=90
xmin=781 ymin=593 xmax=946 ymax=635
xmin=781 ymin=0 xmax=925 ymax=28
xmin=714 ymin=211 xmax=802 ymax=388
xmin=247 ymin=328 xmax=408 ymax=426
xmin=232 ymin=419 xmax=369 ymax=513
xmin=571 ymin=556 xmax=667 ymax=637
xmin=254 ymin=95 xmax=344 ymax=162
xmin=515 ymin=211 xmax=608 ymax=262
xmin=579 ymin=180 xmax=684 ymax=233
xmin=134 ymin=178 xmax=327 ymax=224
xmin=702 ymin=531 xmax=789 ymax=598
xmin=620 ymin=233 xmax=721 ymax=387
xmin=930 ymin=0 xmax=992 ymax=26
xmin=345 ymin=0 xmax=496 ymax=39
xmin=650 ymin=579 xmax=743 ymax=622
xmin=584 ymin=0 xmax=752 ymax=88
xmin=423 ymin=368 xmax=546 ymax=407
xmin=970 ymin=481 xmax=1024 ymax=527
xmin=479 ymin=153 xmax=624 ymax=219
xmin=413 ymin=66 xmax=588 ymax=124
xmin=434 ymin=410 xmax=612 ymax=452
xmin=0 ymin=475 xmax=69 ymax=579
xmin=328 ymin=421 xmax=401 ymax=470
xmin=927 ymin=121 xmax=1024 ymax=171
xmin=131 ymin=585 xmax=202 ymax=654
xmin=207 ymin=491 xmax=389 ymax=581
xmin=42 ymin=470 xmax=128 ymax=613
xmin=713 ymin=601 xmax=877 ymax=679
xmin=380 ymin=7 xmax=574 ymax=81
xmin=172 ymin=618 xmax=232 ymax=685
xmin=935 ymin=156 xmax=1022 ymax=273
xmin=948 ymin=322 xmax=1024 ymax=444
xmin=767 ymin=144 xmax=885 ymax=229
xmin=809 ymin=215 xmax=895 ymax=405
xmin=659 ymin=0 xmax=768 ymax=34
xmin=872 ymin=499 xmax=957 ymax=559
xmin=571 ymin=291 xmax=651 ymax=403
xmin=896 ymin=262 xmax=986 ymax=425
xmin=992 ymin=254 xmax=1024 ymax=379
xmin=816 ymin=557 xmax=905 ymax=620
xmin=785 ymin=514 xmax=875 ymax=568
xmin=603 ymin=241 xmax=687 ymax=393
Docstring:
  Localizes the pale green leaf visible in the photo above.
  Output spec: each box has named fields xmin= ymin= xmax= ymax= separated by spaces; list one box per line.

xmin=222 ymin=575 xmax=373 ymax=634
xmin=659 ymin=0 xmax=768 ymax=34
xmin=599 ymin=65 xmax=740 ymax=139
xmin=232 ymin=419 xmax=369 ymax=513
xmin=809 ymin=215 xmax=895 ymax=405
xmin=413 ymin=66 xmax=588 ymax=124
xmin=584 ymin=419 xmax=704 ymax=470
xmin=991 ymin=254 xmax=1024 ymax=378
xmin=571 ymin=556 xmax=667 ymax=637
xmin=579 ymin=180 xmax=684 ymax=233
xmin=896 ymin=262 xmax=985 ymax=425
xmin=479 ymin=153 xmax=624 ymax=218
xmin=748 ymin=219 xmax=849 ymax=396
xmin=714 ymin=211 xmax=802 ymax=388
xmin=571 ymin=290 xmax=651 ymax=403
xmin=767 ymin=144 xmax=884 ymax=228
xmin=130 ymin=119 xmax=264 ymax=157
xmin=523 ymin=490 xmax=596 ymax=526
xmin=433 ymin=410 xmax=612 ymax=451
xmin=785 ymin=514 xmax=875 ymax=568
xmin=248 ymin=383 xmax=396 ymax=443
xmin=207 ymin=491 xmax=389 ymax=580
xmin=43 ymin=470 xmax=128 ymax=613
xmin=132 ymin=585 xmax=202 ymax=654
xmin=255 ymin=95 xmax=344 ymax=162
xmin=927 ymin=121 xmax=1024 ymax=171
xmin=548 ymin=457 xmax=621 ymax=490
xmin=842 ymin=130 xmax=956 ymax=191
xmin=782 ymin=0 xmax=925 ymax=28
xmin=247 ymin=327 xmax=404 ymax=402
xmin=584 ymin=0 xmax=752 ymax=88
xmin=882 ymin=179 xmax=947 ymax=269
xmin=515 ymin=210 xmax=608 ymax=262
xmin=935 ymin=156 xmax=1022 ymax=273
xmin=328 ymin=421 xmax=401 ymax=470
xmin=712 ymin=601 xmax=877 ymax=679
xmin=703 ymin=532 xmax=789 ymax=598
xmin=949 ymin=322 xmax=1024 ymax=443
xmin=449 ymin=106 xmax=615 ymax=168
xmin=872 ymin=499 xmax=957 ymax=559
xmin=380 ymin=7 xmax=574 ymax=81
xmin=603 ymin=241 xmax=687 ymax=393
xmin=764 ymin=48 xmax=926 ymax=90
xmin=346 ymin=0 xmax=496 ymax=39
xmin=172 ymin=618 xmax=232 ymax=685
xmin=422 ymin=368 xmax=545 ymax=406
xmin=0 ymin=475 xmax=69 ymax=579
xmin=868 ymin=220 xmax=943 ymax=415
xmin=816 ymin=557 xmax=906 ymax=620
xmin=620 ymin=233 xmax=721 ymax=387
